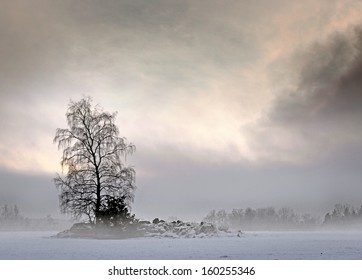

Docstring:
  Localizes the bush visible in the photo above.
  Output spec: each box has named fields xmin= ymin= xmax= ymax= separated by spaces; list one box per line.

xmin=97 ymin=196 xmax=135 ymax=227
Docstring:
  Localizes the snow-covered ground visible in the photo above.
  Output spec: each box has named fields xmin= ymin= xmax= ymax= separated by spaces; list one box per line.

xmin=1 ymin=231 xmax=362 ymax=259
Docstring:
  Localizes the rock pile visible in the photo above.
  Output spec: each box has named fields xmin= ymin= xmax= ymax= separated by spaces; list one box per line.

xmin=55 ymin=219 xmax=238 ymax=239
xmin=139 ymin=219 xmax=228 ymax=238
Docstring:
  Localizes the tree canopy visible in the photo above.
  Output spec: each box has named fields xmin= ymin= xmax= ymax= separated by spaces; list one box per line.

xmin=54 ymin=97 xmax=136 ymax=224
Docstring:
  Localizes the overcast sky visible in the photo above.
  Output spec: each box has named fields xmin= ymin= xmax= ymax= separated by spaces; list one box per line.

xmin=1 ymin=0 xmax=362 ymax=221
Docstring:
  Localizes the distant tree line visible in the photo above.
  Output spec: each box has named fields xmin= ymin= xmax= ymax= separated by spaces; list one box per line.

xmin=0 ymin=204 xmax=26 ymax=230
xmin=0 ymin=204 xmax=72 ymax=231
xmin=0 ymin=204 xmax=21 ymax=222
xmin=203 ymin=207 xmax=321 ymax=230
xmin=204 ymin=204 xmax=362 ymax=230
xmin=324 ymin=204 xmax=362 ymax=226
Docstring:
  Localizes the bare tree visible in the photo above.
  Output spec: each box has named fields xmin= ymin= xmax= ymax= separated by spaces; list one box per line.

xmin=54 ymin=97 xmax=136 ymax=224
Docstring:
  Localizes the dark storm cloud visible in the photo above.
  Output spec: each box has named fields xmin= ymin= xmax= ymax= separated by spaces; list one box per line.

xmin=272 ymin=26 xmax=362 ymax=124
xmin=249 ymin=25 xmax=362 ymax=163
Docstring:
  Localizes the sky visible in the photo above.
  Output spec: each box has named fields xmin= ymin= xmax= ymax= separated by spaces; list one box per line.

xmin=1 ymin=0 xmax=362 ymax=221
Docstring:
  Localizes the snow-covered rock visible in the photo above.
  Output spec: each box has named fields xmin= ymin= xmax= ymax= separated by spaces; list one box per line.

xmin=54 ymin=220 xmax=241 ymax=239
xmin=140 ymin=220 xmax=235 ymax=238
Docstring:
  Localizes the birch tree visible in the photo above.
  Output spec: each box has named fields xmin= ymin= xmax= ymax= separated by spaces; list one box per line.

xmin=54 ymin=97 xmax=135 ymax=223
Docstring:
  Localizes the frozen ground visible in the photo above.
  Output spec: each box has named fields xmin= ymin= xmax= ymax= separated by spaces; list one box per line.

xmin=0 ymin=231 xmax=362 ymax=259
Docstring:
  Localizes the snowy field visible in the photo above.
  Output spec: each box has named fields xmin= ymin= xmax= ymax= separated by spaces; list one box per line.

xmin=0 ymin=231 xmax=362 ymax=260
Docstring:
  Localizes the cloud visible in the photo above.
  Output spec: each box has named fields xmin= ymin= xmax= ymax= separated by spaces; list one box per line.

xmin=246 ymin=24 xmax=362 ymax=164
xmin=0 ymin=0 xmax=267 ymax=172
xmin=1 ymin=0 xmax=362 ymax=169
